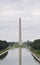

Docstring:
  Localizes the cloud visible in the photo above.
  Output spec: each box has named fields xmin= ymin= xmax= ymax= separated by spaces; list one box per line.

xmin=0 ymin=0 xmax=40 ymax=41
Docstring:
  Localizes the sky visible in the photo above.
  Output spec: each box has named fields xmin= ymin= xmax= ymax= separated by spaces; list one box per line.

xmin=0 ymin=0 xmax=40 ymax=42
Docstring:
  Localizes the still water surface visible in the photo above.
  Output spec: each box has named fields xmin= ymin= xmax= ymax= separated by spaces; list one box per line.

xmin=0 ymin=48 xmax=40 ymax=65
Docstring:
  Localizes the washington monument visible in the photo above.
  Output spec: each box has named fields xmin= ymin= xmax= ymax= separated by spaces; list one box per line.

xmin=19 ymin=18 xmax=22 ymax=44
xmin=19 ymin=18 xmax=22 ymax=65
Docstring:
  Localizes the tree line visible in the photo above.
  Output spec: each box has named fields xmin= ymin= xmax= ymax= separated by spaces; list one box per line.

xmin=30 ymin=39 xmax=40 ymax=50
xmin=0 ymin=40 xmax=18 ymax=50
xmin=0 ymin=40 xmax=9 ymax=50
xmin=23 ymin=39 xmax=40 ymax=50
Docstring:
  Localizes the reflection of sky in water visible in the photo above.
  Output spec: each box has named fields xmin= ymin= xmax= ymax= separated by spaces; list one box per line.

xmin=0 ymin=48 xmax=40 ymax=65
xmin=22 ymin=48 xmax=40 ymax=65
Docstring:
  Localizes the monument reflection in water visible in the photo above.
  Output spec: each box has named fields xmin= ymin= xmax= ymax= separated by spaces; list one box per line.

xmin=19 ymin=18 xmax=22 ymax=65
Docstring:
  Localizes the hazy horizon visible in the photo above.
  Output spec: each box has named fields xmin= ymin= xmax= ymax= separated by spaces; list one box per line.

xmin=0 ymin=0 xmax=40 ymax=42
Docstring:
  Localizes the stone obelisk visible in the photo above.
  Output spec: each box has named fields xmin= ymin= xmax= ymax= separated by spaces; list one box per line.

xmin=19 ymin=18 xmax=22 ymax=65
xmin=19 ymin=18 xmax=22 ymax=44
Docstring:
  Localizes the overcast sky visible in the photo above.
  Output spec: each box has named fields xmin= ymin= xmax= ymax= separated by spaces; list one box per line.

xmin=0 ymin=0 xmax=40 ymax=42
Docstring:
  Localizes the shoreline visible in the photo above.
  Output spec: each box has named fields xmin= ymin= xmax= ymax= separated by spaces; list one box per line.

xmin=32 ymin=53 xmax=40 ymax=62
xmin=0 ymin=50 xmax=8 ymax=56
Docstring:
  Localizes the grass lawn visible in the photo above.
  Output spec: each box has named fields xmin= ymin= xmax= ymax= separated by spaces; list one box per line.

xmin=30 ymin=48 xmax=40 ymax=58
xmin=13 ymin=44 xmax=25 ymax=48
xmin=0 ymin=47 xmax=10 ymax=54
